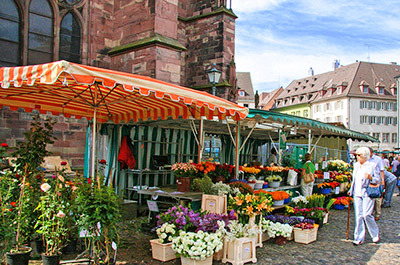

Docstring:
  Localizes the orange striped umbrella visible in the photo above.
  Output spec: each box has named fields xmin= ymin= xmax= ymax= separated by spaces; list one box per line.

xmin=0 ymin=60 xmax=248 ymax=177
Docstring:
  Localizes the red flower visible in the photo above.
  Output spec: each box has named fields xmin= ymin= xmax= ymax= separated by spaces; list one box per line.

xmin=99 ymin=159 xmax=107 ymax=164
xmin=87 ymin=178 xmax=91 ymax=184
xmin=10 ymin=202 xmax=17 ymax=207
xmin=1 ymin=143 xmax=8 ymax=147
xmin=61 ymin=161 xmax=67 ymax=166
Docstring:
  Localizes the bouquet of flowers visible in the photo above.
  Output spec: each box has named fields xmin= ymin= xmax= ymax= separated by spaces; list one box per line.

xmin=268 ymin=191 xmax=289 ymax=201
xmin=327 ymin=159 xmax=350 ymax=172
xmin=156 ymin=205 xmax=201 ymax=232
xmin=210 ymin=181 xmax=232 ymax=196
xmin=261 ymin=220 xmax=293 ymax=238
xmin=291 ymin=195 xmax=308 ymax=208
xmin=317 ymin=182 xmax=333 ymax=189
xmin=333 ymin=196 xmax=353 ymax=206
xmin=217 ymin=220 xmax=259 ymax=241
xmin=294 ymin=222 xmax=317 ymax=230
xmin=263 ymin=215 xmax=314 ymax=226
xmin=192 ymin=211 xmax=237 ymax=233
xmin=171 ymin=162 xmax=198 ymax=179
xmin=228 ymin=181 xmax=254 ymax=195
xmin=172 ymin=230 xmax=223 ymax=260
xmin=265 ymin=175 xmax=283 ymax=183
xmin=332 ymin=174 xmax=350 ymax=183
xmin=264 ymin=166 xmax=289 ymax=176
xmin=156 ymin=223 xmax=177 ymax=244
xmin=228 ymin=192 xmax=273 ymax=224
xmin=306 ymin=194 xmax=325 ymax=208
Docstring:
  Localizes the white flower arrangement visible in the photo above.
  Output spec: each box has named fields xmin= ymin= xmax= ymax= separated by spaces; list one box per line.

xmin=261 ymin=220 xmax=293 ymax=238
xmin=211 ymin=181 xmax=232 ymax=196
xmin=291 ymin=195 xmax=309 ymax=205
xmin=156 ymin=223 xmax=177 ymax=243
xmin=266 ymin=175 xmax=283 ymax=183
xmin=171 ymin=230 xmax=223 ymax=260
xmin=217 ymin=220 xmax=259 ymax=242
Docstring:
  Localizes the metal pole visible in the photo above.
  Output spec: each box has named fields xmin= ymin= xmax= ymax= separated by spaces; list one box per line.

xmin=197 ymin=119 xmax=204 ymax=163
xmin=212 ymin=83 xmax=216 ymax=96
xmin=397 ymin=76 xmax=400 ymax=149
xmin=235 ymin=121 xmax=240 ymax=178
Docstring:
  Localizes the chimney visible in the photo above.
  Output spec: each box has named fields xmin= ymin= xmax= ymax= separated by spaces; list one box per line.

xmin=308 ymin=67 xmax=314 ymax=76
xmin=333 ymin=59 xmax=340 ymax=70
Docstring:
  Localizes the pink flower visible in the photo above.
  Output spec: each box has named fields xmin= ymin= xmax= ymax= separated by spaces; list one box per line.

xmin=56 ymin=211 xmax=66 ymax=218
xmin=40 ymin=183 xmax=51 ymax=192
xmin=58 ymin=175 xmax=65 ymax=182
xmin=61 ymin=161 xmax=67 ymax=166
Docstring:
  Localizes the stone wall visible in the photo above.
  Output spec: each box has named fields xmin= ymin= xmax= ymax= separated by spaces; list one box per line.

xmin=0 ymin=108 xmax=88 ymax=168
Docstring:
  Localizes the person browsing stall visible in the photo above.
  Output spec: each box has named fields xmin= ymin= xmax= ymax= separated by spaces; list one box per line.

xmin=300 ymin=153 xmax=315 ymax=197
xmin=349 ymin=147 xmax=380 ymax=245
xmin=369 ymin=148 xmax=385 ymax=221
xmin=267 ymin=148 xmax=278 ymax=166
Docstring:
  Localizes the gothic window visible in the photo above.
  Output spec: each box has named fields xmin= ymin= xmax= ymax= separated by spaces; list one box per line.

xmin=60 ymin=12 xmax=81 ymax=63
xmin=0 ymin=0 xmax=20 ymax=66
xmin=28 ymin=0 xmax=54 ymax=65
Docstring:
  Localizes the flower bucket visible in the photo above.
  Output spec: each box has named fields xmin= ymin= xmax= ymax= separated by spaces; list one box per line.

xmin=248 ymin=182 xmax=256 ymax=189
xmin=177 ymin=177 xmax=191 ymax=192
xmin=181 ymin=256 xmax=213 ymax=265
xmin=6 ymin=247 xmax=32 ymax=265
xmin=319 ymin=188 xmax=331 ymax=195
xmin=293 ymin=227 xmax=318 ymax=244
xmin=201 ymin=194 xmax=227 ymax=214
xmin=222 ymin=237 xmax=257 ymax=265
xmin=262 ymin=183 xmax=269 ymax=188
xmin=272 ymin=199 xmax=284 ymax=206
xmin=333 ymin=204 xmax=345 ymax=210
xmin=150 ymin=239 xmax=176 ymax=262
xmin=323 ymin=212 xmax=329 ymax=224
xmin=269 ymin=181 xmax=280 ymax=188
xmin=254 ymin=182 xmax=263 ymax=190
xmin=284 ymin=197 xmax=290 ymax=204
xmin=41 ymin=253 xmax=61 ymax=265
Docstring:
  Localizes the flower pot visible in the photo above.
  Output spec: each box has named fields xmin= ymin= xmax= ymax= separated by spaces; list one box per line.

xmin=248 ymin=182 xmax=256 ymax=189
xmin=273 ymin=199 xmax=284 ymax=206
xmin=177 ymin=177 xmax=191 ymax=192
xmin=254 ymin=182 xmax=263 ymax=190
xmin=262 ymin=183 xmax=269 ymax=188
xmin=150 ymin=239 xmax=176 ymax=262
xmin=269 ymin=181 xmax=281 ymax=188
xmin=284 ymin=197 xmax=290 ymax=204
xmin=275 ymin=235 xmax=287 ymax=245
xmin=293 ymin=227 xmax=318 ymax=244
xmin=41 ymin=253 xmax=61 ymax=265
xmin=6 ymin=247 xmax=32 ymax=265
xmin=181 ymin=256 xmax=212 ymax=265
xmin=201 ymin=194 xmax=227 ymax=214
xmin=222 ymin=237 xmax=257 ymax=265
xmin=319 ymin=188 xmax=331 ymax=195
xmin=333 ymin=204 xmax=345 ymax=210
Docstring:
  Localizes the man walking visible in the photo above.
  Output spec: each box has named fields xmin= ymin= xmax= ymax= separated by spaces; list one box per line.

xmin=382 ymin=170 xmax=397 ymax=207
xmin=369 ymin=148 xmax=385 ymax=221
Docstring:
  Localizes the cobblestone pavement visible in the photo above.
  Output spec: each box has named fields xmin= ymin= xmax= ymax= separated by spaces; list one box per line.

xmin=230 ymin=195 xmax=400 ymax=265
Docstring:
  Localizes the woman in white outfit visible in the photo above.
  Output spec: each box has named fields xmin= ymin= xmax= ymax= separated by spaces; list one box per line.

xmin=348 ymin=147 xmax=380 ymax=245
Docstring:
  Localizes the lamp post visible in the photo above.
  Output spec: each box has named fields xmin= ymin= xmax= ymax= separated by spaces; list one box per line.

xmin=207 ymin=63 xmax=222 ymax=96
xmin=396 ymin=75 xmax=400 ymax=149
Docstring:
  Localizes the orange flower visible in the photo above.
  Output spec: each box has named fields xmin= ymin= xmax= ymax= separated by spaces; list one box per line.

xmin=245 ymin=194 xmax=253 ymax=203
xmin=246 ymin=205 xmax=254 ymax=215
xmin=235 ymin=197 xmax=244 ymax=206
xmin=257 ymin=202 xmax=266 ymax=211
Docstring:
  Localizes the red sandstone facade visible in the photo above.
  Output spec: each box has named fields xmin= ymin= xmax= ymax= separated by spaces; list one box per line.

xmin=0 ymin=0 xmax=238 ymax=168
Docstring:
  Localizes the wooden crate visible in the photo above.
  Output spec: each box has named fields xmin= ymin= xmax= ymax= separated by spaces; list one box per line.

xmin=222 ymin=237 xmax=257 ymax=265
xmin=293 ymin=227 xmax=318 ymax=244
xmin=201 ymin=194 xmax=227 ymax=214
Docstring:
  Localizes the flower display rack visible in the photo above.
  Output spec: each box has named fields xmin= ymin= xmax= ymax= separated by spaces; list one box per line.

xmin=150 ymin=239 xmax=176 ymax=262
xmin=293 ymin=227 xmax=318 ymax=244
xmin=222 ymin=237 xmax=257 ymax=265
xmin=201 ymin=194 xmax=227 ymax=214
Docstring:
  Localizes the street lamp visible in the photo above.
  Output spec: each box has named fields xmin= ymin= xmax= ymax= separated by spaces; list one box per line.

xmin=207 ymin=63 xmax=222 ymax=96
xmin=396 ymin=75 xmax=400 ymax=149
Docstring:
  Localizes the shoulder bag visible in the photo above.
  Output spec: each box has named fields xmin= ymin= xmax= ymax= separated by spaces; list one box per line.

xmin=366 ymin=182 xmax=383 ymax=198
xmin=303 ymin=163 xmax=315 ymax=184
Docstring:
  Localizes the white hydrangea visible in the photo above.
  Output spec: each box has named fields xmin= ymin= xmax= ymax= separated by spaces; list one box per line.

xmin=172 ymin=230 xmax=223 ymax=260
xmin=218 ymin=220 xmax=259 ymax=242
xmin=156 ymin=223 xmax=177 ymax=243
xmin=261 ymin=220 xmax=293 ymax=238
xmin=292 ymin=195 xmax=308 ymax=205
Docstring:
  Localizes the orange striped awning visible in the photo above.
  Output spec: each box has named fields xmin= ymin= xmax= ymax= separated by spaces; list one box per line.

xmin=0 ymin=61 xmax=248 ymax=123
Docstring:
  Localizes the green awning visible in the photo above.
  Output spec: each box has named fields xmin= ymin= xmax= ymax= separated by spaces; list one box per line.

xmin=246 ymin=109 xmax=378 ymax=142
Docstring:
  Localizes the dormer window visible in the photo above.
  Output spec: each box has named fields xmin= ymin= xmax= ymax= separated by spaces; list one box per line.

xmin=327 ymin=89 xmax=332 ymax=97
xmin=337 ymin=86 xmax=342 ymax=94
xmin=390 ymin=83 xmax=397 ymax=95
xmin=359 ymin=80 xmax=369 ymax=93
xmin=379 ymin=87 xmax=384 ymax=95
xmin=363 ymin=86 xmax=369 ymax=93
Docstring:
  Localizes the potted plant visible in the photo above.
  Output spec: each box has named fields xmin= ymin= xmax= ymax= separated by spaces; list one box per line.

xmin=35 ymin=175 xmax=70 ymax=265
xmin=333 ymin=196 xmax=352 ymax=210
xmin=172 ymin=230 xmax=223 ymax=265
xmin=172 ymin=162 xmax=198 ymax=192
xmin=218 ymin=220 xmax=258 ymax=265
xmin=269 ymin=191 xmax=290 ymax=206
xmin=261 ymin=219 xmax=293 ymax=245
xmin=317 ymin=182 xmax=333 ymax=194
xmin=156 ymin=205 xmax=202 ymax=232
xmin=195 ymin=177 xmax=231 ymax=214
xmin=266 ymin=175 xmax=282 ymax=188
xmin=75 ymin=175 xmax=121 ymax=264
xmin=150 ymin=223 xmax=178 ymax=262
xmin=293 ymin=222 xmax=319 ymax=244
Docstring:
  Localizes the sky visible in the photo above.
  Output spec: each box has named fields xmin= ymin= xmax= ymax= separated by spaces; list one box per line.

xmin=232 ymin=0 xmax=400 ymax=93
